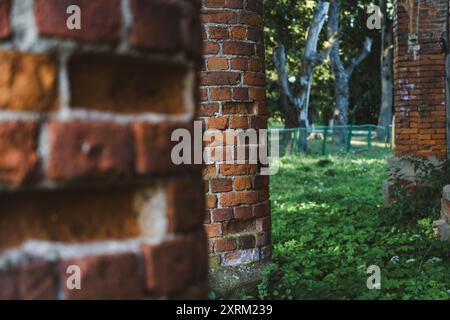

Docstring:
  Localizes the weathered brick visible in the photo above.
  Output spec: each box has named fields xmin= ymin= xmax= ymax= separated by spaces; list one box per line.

xmin=199 ymin=103 xmax=220 ymax=116
xmin=256 ymin=232 xmax=271 ymax=247
xmin=34 ymin=0 xmax=121 ymax=42
xmin=222 ymin=249 xmax=259 ymax=266
xmin=203 ymin=165 xmax=217 ymax=178
xmin=205 ymin=223 xmax=222 ymax=237
xmin=206 ymin=194 xmax=218 ymax=209
xmin=252 ymin=175 xmax=269 ymax=188
xmin=234 ymin=176 xmax=252 ymax=191
xmin=141 ymin=236 xmax=198 ymax=295
xmin=207 ymin=57 xmax=229 ymax=71
xmin=211 ymin=178 xmax=232 ymax=193
xmin=201 ymin=72 xmax=241 ymax=85
xmin=231 ymin=57 xmax=249 ymax=70
xmin=230 ymin=26 xmax=247 ymax=40
xmin=0 ymin=188 xmax=142 ymax=252
xmin=237 ymin=235 xmax=256 ymax=249
xmin=226 ymin=0 xmax=244 ymax=9
xmin=210 ymin=87 xmax=232 ymax=100
xmin=232 ymin=88 xmax=249 ymax=101
xmin=203 ymin=0 xmax=225 ymax=8
xmin=202 ymin=10 xmax=237 ymax=24
xmin=257 ymin=217 xmax=271 ymax=231
xmin=220 ymin=164 xmax=258 ymax=176
xmin=130 ymin=0 xmax=182 ymax=52
xmin=203 ymin=41 xmax=221 ymax=54
xmin=229 ymin=116 xmax=249 ymax=129
xmin=223 ymin=42 xmax=254 ymax=55
xmin=212 ymin=208 xmax=234 ymax=222
xmin=166 ymin=176 xmax=205 ymax=233
xmin=239 ymin=11 xmax=262 ymax=26
xmin=243 ymin=72 xmax=266 ymax=86
xmin=220 ymin=191 xmax=258 ymax=207
xmin=60 ymin=253 xmax=142 ymax=300
xmin=47 ymin=121 xmax=133 ymax=181
xmin=0 ymin=260 xmax=56 ymax=300
xmin=69 ymin=54 xmax=186 ymax=114
xmin=249 ymin=87 xmax=266 ymax=101
xmin=208 ymin=117 xmax=228 ymax=130
xmin=249 ymin=58 xmax=263 ymax=72
xmin=0 ymin=121 xmax=38 ymax=185
xmin=181 ymin=8 xmax=203 ymax=59
xmin=0 ymin=0 xmax=11 ymax=39
xmin=252 ymin=201 xmax=270 ymax=217
xmin=199 ymin=88 xmax=209 ymax=101
xmin=0 ymin=51 xmax=58 ymax=112
xmin=207 ymin=26 xmax=229 ymax=40
xmin=234 ymin=206 xmax=253 ymax=220
xmin=223 ymin=102 xmax=255 ymax=115
xmin=133 ymin=121 xmax=192 ymax=175
xmin=214 ymin=238 xmax=237 ymax=252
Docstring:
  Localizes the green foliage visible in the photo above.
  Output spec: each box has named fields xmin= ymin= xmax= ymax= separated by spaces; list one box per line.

xmin=259 ymin=150 xmax=450 ymax=300
xmin=264 ymin=0 xmax=384 ymax=125
xmin=391 ymin=157 xmax=450 ymax=220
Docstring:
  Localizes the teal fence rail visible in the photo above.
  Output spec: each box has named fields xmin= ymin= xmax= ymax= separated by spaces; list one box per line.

xmin=269 ymin=124 xmax=393 ymax=156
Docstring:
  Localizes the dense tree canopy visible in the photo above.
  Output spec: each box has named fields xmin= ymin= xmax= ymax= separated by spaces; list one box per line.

xmin=264 ymin=0 xmax=388 ymax=125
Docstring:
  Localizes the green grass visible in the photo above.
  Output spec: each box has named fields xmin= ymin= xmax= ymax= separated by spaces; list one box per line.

xmin=259 ymin=149 xmax=450 ymax=300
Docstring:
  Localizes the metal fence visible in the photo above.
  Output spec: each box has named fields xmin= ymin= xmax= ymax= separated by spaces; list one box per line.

xmin=269 ymin=125 xmax=393 ymax=156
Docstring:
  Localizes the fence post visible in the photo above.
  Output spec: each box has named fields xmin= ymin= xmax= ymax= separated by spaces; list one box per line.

xmin=384 ymin=125 xmax=388 ymax=147
xmin=322 ymin=127 xmax=328 ymax=155
xmin=346 ymin=125 xmax=353 ymax=153
xmin=368 ymin=126 xmax=372 ymax=150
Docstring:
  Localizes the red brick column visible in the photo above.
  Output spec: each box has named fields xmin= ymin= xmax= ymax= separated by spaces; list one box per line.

xmin=199 ymin=0 xmax=271 ymax=285
xmin=0 ymin=0 xmax=206 ymax=299
xmin=391 ymin=1 xmax=450 ymax=239
xmin=393 ymin=0 xmax=447 ymax=158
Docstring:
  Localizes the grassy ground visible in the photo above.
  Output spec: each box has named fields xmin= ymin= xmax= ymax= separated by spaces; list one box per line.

xmin=258 ymin=149 xmax=450 ymax=300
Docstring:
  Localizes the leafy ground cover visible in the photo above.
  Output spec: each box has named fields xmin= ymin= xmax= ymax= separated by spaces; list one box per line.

xmin=258 ymin=149 xmax=450 ymax=300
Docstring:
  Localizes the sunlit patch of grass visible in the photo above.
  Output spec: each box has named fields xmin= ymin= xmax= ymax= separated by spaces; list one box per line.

xmin=257 ymin=149 xmax=450 ymax=300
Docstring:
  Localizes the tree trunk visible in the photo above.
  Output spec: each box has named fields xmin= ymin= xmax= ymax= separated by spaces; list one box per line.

xmin=273 ymin=45 xmax=299 ymax=155
xmin=377 ymin=0 xmax=393 ymax=141
xmin=273 ymin=0 xmax=334 ymax=153
xmin=333 ymin=72 xmax=350 ymax=144
xmin=328 ymin=0 xmax=373 ymax=145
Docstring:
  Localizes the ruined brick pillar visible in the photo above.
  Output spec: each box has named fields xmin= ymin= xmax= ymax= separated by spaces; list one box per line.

xmin=393 ymin=0 xmax=447 ymax=158
xmin=387 ymin=1 xmax=447 ymax=193
xmin=199 ymin=0 xmax=271 ymax=292
xmin=0 ymin=0 xmax=207 ymax=299
xmin=391 ymin=0 xmax=450 ymax=238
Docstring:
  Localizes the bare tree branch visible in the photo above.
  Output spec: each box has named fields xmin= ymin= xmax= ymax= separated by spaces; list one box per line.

xmin=346 ymin=37 xmax=373 ymax=77
xmin=303 ymin=0 xmax=331 ymax=67
xmin=317 ymin=32 xmax=340 ymax=65
xmin=273 ymin=45 xmax=296 ymax=112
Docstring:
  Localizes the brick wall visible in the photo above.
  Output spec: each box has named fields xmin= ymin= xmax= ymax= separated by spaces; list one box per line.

xmin=199 ymin=0 xmax=271 ymax=271
xmin=393 ymin=0 xmax=447 ymax=158
xmin=0 ymin=0 xmax=207 ymax=299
